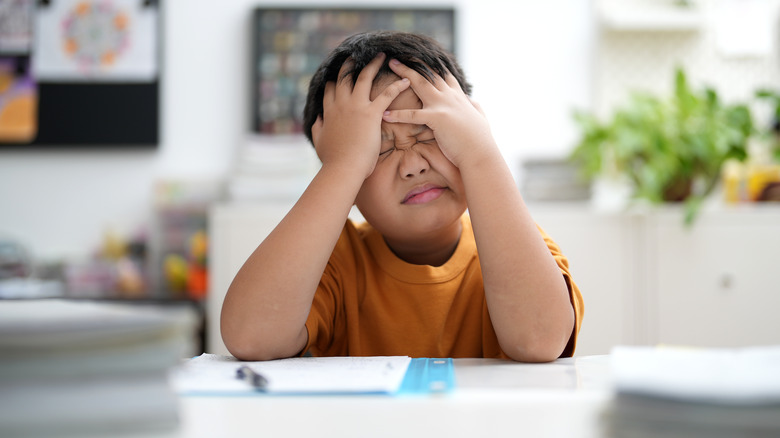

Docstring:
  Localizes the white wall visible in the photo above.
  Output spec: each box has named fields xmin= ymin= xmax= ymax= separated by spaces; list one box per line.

xmin=0 ymin=0 xmax=594 ymax=261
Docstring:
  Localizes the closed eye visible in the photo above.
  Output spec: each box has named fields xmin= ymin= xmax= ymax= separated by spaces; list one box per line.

xmin=416 ymin=126 xmax=436 ymax=144
xmin=379 ymin=147 xmax=395 ymax=157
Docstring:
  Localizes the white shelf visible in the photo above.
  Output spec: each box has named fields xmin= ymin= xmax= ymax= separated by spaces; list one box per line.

xmin=598 ymin=0 xmax=703 ymax=32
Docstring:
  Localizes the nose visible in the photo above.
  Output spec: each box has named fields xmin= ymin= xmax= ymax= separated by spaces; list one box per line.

xmin=398 ymin=148 xmax=430 ymax=179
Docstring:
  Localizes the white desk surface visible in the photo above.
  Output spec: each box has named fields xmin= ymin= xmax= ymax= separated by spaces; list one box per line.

xmin=165 ymin=355 xmax=613 ymax=438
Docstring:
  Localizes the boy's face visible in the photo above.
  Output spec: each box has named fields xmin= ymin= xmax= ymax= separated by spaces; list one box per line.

xmin=354 ymin=74 xmax=467 ymax=243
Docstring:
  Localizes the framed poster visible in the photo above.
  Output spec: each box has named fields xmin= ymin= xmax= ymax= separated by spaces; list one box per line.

xmin=0 ymin=0 xmax=160 ymax=148
xmin=33 ymin=0 xmax=158 ymax=82
xmin=252 ymin=7 xmax=456 ymax=135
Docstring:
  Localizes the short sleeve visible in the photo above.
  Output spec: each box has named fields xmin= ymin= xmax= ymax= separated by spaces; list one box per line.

xmin=301 ymin=221 xmax=358 ymax=356
xmin=536 ymin=225 xmax=584 ymax=358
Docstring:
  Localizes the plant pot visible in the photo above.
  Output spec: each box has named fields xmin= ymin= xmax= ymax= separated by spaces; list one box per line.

xmin=662 ymin=177 xmax=692 ymax=202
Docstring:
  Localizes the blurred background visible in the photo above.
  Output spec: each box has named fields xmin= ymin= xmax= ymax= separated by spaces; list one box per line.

xmin=1 ymin=0 xmax=779 ymax=356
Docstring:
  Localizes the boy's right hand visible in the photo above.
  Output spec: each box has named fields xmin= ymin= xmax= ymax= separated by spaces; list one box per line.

xmin=312 ymin=53 xmax=411 ymax=179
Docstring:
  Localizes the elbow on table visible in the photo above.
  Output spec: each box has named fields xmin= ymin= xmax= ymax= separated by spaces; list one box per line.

xmin=223 ymin=337 xmax=268 ymax=362
xmin=500 ymin=328 xmax=573 ymax=363
xmin=504 ymin=343 xmax=560 ymax=363
xmin=221 ymin=320 xmax=304 ymax=362
xmin=505 ymin=303 xmax=576 ymax=362
xmin=222 ymin=333 xmax=295 ymax=362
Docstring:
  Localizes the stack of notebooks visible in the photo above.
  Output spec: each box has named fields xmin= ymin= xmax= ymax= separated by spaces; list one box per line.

xmin=604 ymin=345 xmax=780 ymax=438
xmin=0 ymin=299 xmax=197 ymax=437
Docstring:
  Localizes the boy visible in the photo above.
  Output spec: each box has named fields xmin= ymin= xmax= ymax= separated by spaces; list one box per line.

xmin=221 ymin=31 xmax=583 ymax=362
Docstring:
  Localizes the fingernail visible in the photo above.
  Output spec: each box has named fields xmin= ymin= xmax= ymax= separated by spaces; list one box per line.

xmin=383 ymin=111 xmax=391 ymax=116
xmin=390 ymin=59 xmax=400 ymax=65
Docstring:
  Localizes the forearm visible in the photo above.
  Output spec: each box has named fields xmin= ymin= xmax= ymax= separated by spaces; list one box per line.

xmin=221 ymin=163 xmax=364 ymax=360
xmin=460 ymin=147 xmax=574 ymax=362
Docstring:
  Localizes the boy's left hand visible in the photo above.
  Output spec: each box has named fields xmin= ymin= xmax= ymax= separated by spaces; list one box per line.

xmin=382 ymin=59 xmax=496 ymax=168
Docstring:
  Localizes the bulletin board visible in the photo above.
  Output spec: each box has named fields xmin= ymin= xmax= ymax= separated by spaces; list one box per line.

xmin=252 ymin=7 xmax=456 ymax=135
xmin=0 ymin=0 xmax=160 ymax=148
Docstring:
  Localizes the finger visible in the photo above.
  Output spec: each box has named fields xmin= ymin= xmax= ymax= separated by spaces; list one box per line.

xmin=427 ymin=67 xmax=449 ymax=89
xmin=335 ymin=57 xmax=355 ymax=98
xmin=443 ymin=70 xmax=461 ymax=90
xmin=388 ymin=59 xmax=437 ymax=94
xmin=353 ymin=53 xmax=386 ymax=95
xmin=382 ymin=108 xmax=426 ymax=125
xmin=370 ymin=77 xmax=410 ymax=108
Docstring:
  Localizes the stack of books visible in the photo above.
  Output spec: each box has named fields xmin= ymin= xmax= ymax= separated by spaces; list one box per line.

xmin=604 ymin=345 xmax=780 ymax=437
xmin=0 ymin=299 xmax=197 ymax=437
xmin=226 ymin=135 xmax=319 ymax=203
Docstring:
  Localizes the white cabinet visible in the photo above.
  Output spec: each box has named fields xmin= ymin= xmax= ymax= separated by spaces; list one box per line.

xmin=206 ymin=202 xmax=293 ymax=354
xmin=530 ymin=206 xmax=643 ymax=356
xmin=646 ymin=208 xmax=780 ymax=348
xmin=207 ymin=202 xmax=780 ymax=356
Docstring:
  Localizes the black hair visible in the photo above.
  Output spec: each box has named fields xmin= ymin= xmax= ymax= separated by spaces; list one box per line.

xmin=302 ymin=31 xmax=471 ymax=144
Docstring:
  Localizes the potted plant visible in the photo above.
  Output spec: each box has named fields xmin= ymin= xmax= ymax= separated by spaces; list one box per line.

xmin=755 ymin=88 xmax=780 ymax=162
xmin=570 ymin=68 xmax=753 ymax=224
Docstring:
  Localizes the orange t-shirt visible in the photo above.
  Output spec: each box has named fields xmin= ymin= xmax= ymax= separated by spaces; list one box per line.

xmin=304 ymin=214 xmax=583 ymax=358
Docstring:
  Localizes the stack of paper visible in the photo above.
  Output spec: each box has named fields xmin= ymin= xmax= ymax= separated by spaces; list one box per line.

xmin=227 ymin=136 xmax=319 ymax=202
xmin=0 ymin=299 xmax=197 ymax=437
xmin=520 ymin=158 xmax=591 ymax=202
xmin=604 ymin=345 xmax=780 ymax=438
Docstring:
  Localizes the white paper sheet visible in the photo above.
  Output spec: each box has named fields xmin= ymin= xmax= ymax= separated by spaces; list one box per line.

xmin=611 ymin=345 xmax=780 ymax=405
xmin=171 ymin=354 xmax=412 ymax=395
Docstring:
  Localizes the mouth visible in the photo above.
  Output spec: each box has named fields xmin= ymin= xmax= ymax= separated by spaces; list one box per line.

xmin=402 ymin=184 xmax=446 ymax=205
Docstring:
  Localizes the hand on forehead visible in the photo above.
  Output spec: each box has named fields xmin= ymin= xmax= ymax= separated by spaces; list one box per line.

xmin=369 ymin=72 xmax=415 ymax=102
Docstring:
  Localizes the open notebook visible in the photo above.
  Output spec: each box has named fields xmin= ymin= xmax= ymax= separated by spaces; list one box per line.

xmin=171 ymin=354 xmax=455 ymax=396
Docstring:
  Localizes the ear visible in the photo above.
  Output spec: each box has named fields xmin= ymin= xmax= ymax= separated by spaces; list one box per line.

xmin=311 ymin=115 xmax=324 ymax=157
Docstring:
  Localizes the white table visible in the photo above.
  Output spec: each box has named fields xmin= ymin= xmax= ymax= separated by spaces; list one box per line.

xmin=170 ymin=356 xmax=613 ymax=438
